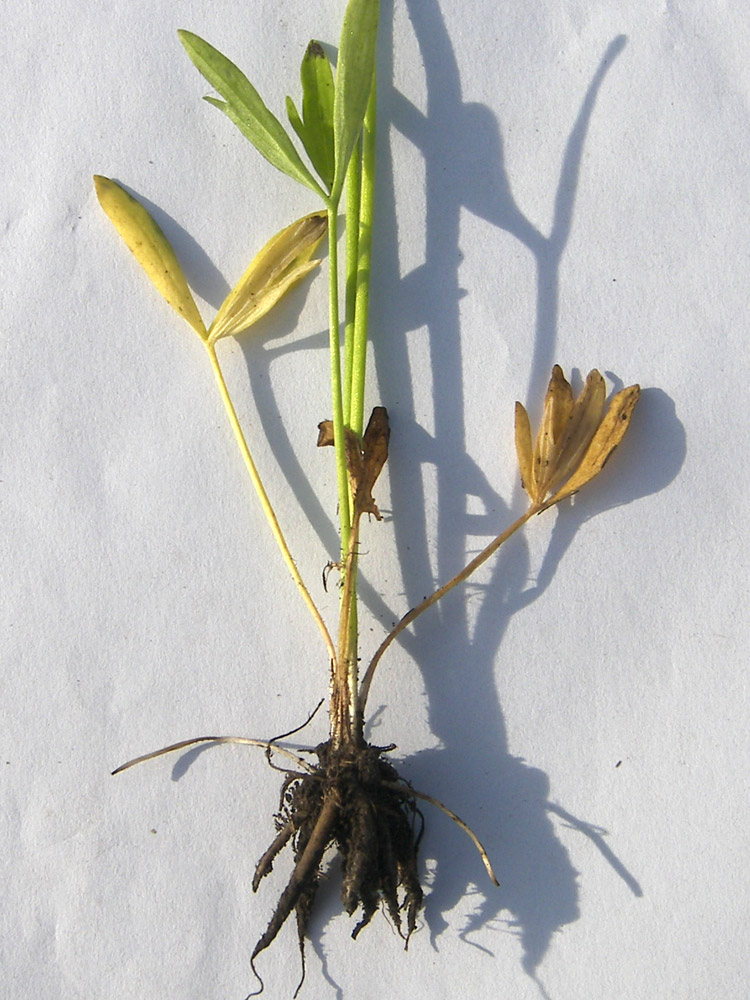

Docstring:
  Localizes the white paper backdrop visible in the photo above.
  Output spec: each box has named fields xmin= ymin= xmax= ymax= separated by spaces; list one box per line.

xmin=2 ymin=2 xmax=748 ymax=998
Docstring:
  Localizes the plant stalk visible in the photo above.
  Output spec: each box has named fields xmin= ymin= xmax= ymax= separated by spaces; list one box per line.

xmin=359 ymin=503 xmax=543 ymax=711
xmin=349 ymin=72 xmax=377 ymax=438
xmin=328 ymin=71 xmax=378 ymax=746
xmin=326 ymin=206 xmax=352 ymax=552
xmin=343 ymin=135 xmax=362 ymax=427
xmin=206 ymin=344 xmax=336 ymax=664
xmin=331 ymin=511 xmax=363 ymax=747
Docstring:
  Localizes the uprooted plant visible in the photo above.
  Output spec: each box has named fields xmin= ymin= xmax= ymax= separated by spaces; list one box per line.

xmin=96 ymin=1 xmax=641 ymax=995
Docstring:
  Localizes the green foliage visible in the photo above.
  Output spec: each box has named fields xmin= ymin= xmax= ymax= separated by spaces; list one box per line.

xmin=178 ymin=29 xmax=325 ymax=199
xmin=331 ymin=0 xmax=379 ymax=201
xmin=287 ymin=41 xmax=335 ymax=191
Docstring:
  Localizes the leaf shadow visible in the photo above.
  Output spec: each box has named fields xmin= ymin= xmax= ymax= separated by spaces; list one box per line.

xmin=357 ymin=0 xmax=683 ymax=989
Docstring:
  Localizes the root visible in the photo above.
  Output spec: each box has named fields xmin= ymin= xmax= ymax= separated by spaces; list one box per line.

xmin=115 ymin=731 xmax=498 ymax=995
xmin=386 ymin=781 xmax=499 ymax=886
xmin=112 ymin=735 xmax=317 ymax=776
xmin=250 ymin=741 xmax=425 ymax=991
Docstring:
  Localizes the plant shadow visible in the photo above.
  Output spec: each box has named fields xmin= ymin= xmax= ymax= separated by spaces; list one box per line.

xmin=364 ymin=0 xmax=684 ymax=989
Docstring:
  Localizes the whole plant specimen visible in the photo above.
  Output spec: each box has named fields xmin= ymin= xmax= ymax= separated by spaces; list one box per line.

xmin=96 ymin=1 xmax=641 ymax=994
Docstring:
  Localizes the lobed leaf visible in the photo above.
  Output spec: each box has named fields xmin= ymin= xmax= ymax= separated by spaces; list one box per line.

xmin=178 ymin=30 xmax=324 ymax=199
xmin=207 ymin=213 xmax=327 ymax=343
xmin=547 ymin=384 xmax=641 ymax=507
xmin=331 ymin=0 xmax=379 ymax=202
xmin=93 ymin=175 xmax=206 ymax=338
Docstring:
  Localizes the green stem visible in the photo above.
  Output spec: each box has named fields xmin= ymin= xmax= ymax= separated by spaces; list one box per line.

xmin=343 ymin=136 xmax=362 ymax=427
xmin=339 ymin=74 xmax=377 ymax=739
xmin=206 ymin=343 xmax=336 ymax=665
xmin=349 ymin=72 xmax=377 ymax=438
xmin=326 ymin=206 xmax=352 ymax=553
xmin=328 ymin=71 xmax=378 ymax=747
xmin=359 ymin=503 xmax=542 ymax=711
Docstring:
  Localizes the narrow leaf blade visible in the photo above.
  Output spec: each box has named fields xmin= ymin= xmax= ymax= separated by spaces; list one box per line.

xmin=547 ymin=370 xmax=606 ymax=492
xmin=208 ymin=213 xmax=327 ymax=343
xmin=514 ymin=402 xmax=536 ymax=501
xmin=286 ymin=95 xmax=307 ymax=148
xmin=300 ymin=40 xmax=335 ymax=190
xmin=178 ymin=30 xmax=323 ymax=197
xmin=93 ymin=176 xmax=206 ymax=338
xmin=331 ymin=0 xmax=379 ymax=201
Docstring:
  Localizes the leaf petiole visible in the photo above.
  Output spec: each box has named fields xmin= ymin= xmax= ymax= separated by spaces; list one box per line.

xmin=206 ymin=343 xmax=337 ymax=664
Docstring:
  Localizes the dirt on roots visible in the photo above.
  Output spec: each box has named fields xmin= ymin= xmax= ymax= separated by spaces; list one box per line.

xmin=249 ymin=740 xmax=424 ymax=994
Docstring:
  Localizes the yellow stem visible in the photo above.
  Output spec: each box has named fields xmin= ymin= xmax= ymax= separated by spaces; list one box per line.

xmin=206 ymin=343 xmax=337 ymax=665
xmin=359 ymin=503 xmax=542 ymax=710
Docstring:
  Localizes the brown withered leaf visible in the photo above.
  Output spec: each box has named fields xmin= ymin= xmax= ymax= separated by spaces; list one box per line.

xmin=344 ymin=429 xmax=366 ymax=496
xmin=546 ymin=384 xmax=640 ymax=507
xmin=317 ymin=420 xmax=335 ymax=447
xmin=356 ymin=407 xmax=390 ymax=519
xmin=317 ymin=409 xmax=390 ymax=519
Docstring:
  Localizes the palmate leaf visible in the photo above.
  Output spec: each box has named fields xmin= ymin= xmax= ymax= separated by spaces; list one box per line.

xmin=178 ymin=30 xmax=325 ymax=200
xmin=546 ymin=384 xmax=641 ymax=507
xmin=331 ymin=0 xmax=379 ymax=201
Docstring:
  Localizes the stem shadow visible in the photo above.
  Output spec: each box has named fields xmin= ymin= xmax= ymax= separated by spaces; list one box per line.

xmin=364 ymin=0 xmax=671 ymax=986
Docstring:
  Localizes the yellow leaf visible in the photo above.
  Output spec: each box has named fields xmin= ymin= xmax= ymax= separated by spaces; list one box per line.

xmin=207 ymin=212 xmax=327 ymax=344
xmin=546 ymin=384 xmax=641 ymax=507
xmin=93 ymin=176 xmax=207 ymax=339
xmin=545 ymin=369 xmax=605 ymax=493
xmin=534 ymin=365 xmax=575 ymax=496
xmin=514 ymin=401 xmax=535 ymax=501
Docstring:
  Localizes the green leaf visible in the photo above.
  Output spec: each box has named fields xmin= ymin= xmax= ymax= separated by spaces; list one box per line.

xmin=178 ymin=30 xmax=325 ymax=200
xmin=93 ymin=176 xmax=207 ymax=339
xmin=331 ymin=0 xmax=379 ymax=202
xmin=299 ymin=41 xmax=335 ymax=190
xmin=285 ymin=95 xmax=306 ymax=149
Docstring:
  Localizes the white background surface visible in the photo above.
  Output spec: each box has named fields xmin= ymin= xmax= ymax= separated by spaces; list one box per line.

xmin=2 ymin=1 xmax=748 ymax=998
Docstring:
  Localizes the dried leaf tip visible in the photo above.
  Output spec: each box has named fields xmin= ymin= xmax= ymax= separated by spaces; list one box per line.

xmin=207 ymin=213 xmax=327 ymax=344
xmin=515 ymin=366 xmax=640 ymax=509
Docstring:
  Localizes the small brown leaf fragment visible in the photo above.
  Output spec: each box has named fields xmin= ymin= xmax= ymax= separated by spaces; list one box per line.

xmin=318 ymin=409 xmax=390 ymax=519
xmin=344 ymin=428 xmax=366 ymax=495
xmin=317 ymin=420 xmax=334 ymax=447
xmin=354 ymin=407 xmax=390 ymax=519
xmin=361 ymin=407 xmax=390 ymax=486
